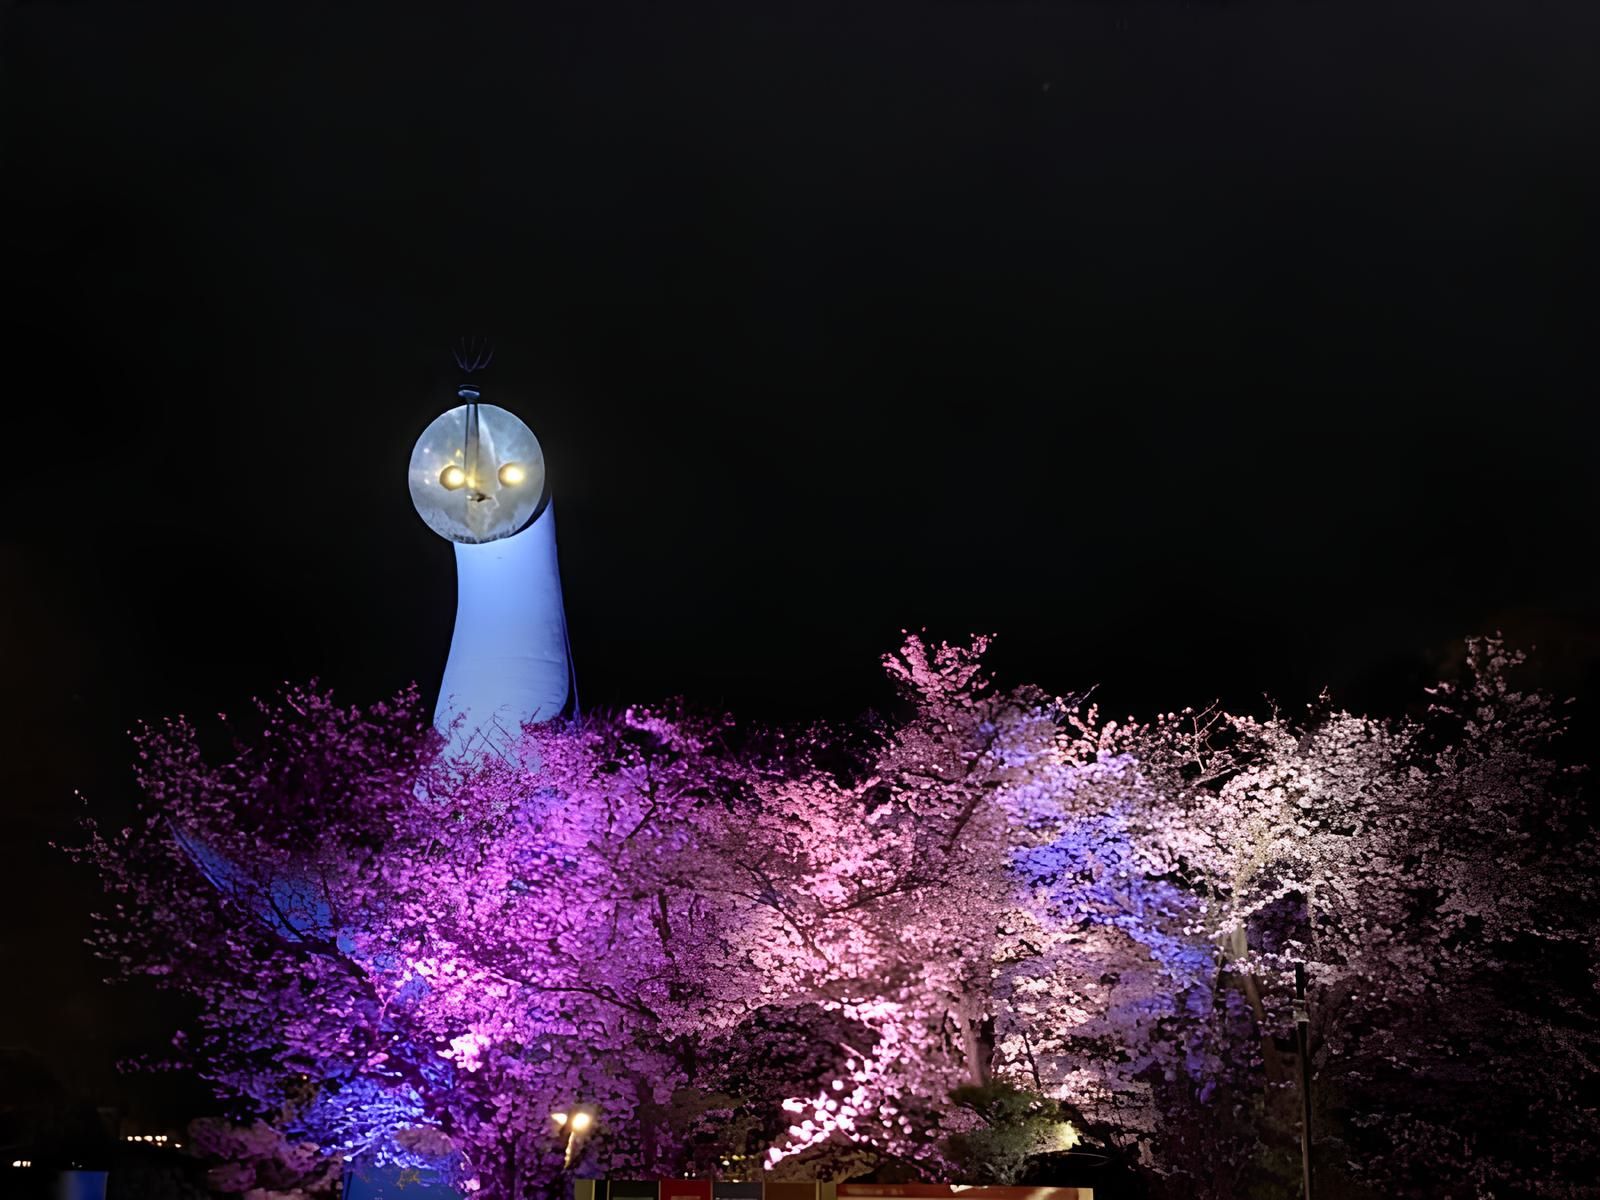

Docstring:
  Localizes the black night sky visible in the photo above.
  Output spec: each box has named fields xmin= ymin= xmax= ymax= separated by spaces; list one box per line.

xmin=4 ymin=0 xmax=1599 ymax=1126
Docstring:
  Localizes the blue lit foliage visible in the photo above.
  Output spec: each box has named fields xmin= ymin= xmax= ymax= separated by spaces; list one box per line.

xmin=1009 ymin=786 xmax=1227 ymax=1073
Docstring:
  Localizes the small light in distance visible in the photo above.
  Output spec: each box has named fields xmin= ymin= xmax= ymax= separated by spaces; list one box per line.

xmin=498 ymin=462 xmax=526 ymax=486
xmin=440 ymin=465 xmax=467 ymax=490
xmin=570 ymin=1111 xmax=593 ymax=1132
xmin=551 ymin=1112 xmax=568 ymax=1127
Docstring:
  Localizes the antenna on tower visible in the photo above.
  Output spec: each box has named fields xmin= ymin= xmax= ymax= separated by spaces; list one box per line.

xmin=449 ymin=337 xmax=494 ymax=493
xmin=453 ymin=335 xmax=496 ymax=375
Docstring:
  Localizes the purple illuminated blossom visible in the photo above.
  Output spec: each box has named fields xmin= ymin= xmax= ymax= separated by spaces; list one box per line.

xmin=70 ymin=636 xmax=1600 ymax=1198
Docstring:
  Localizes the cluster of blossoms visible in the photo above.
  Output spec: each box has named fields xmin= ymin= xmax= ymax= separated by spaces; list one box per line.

xmin=73 ymin=636 xmax=1600 ymax=1198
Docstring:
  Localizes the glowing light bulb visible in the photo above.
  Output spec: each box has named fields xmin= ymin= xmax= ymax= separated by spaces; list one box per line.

xmin=570 ymin=1111 xmax=593 ymax=1132
xmin=440 ymin=464 xmax=467 ymax=490
xmin=498 ymin=462 xmax=526 ymax=486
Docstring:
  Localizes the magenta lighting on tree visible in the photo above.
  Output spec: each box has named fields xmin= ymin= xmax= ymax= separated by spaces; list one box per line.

xmin=72 ymin=393 xmax=1600 ymax=1200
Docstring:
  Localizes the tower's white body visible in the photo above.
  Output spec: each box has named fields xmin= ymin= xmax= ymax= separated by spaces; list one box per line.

xmin=434 ymin=503 xmax=574 ymax=764
xmin=408 ymin=387 xmax=576 ymax=764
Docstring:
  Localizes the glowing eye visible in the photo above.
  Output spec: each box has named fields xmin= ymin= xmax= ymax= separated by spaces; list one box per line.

xmin=551 ymin=1112 xmax=568 ymax=1127
xmin=498 ymin=462 xmax=526 ymax=486
xmin=440 ymin=465 xmax=467 ymax=490
xmin=569 ymin=1112 xmax=593 ymax=1132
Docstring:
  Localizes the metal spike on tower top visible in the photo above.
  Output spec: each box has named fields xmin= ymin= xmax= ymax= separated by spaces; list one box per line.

xmin=453 ymin=335 xmax=496 ymax=376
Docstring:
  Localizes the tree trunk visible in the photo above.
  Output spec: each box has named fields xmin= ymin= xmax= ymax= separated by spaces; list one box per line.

xmin=958 ymin=994 xmax=991 ymax=1086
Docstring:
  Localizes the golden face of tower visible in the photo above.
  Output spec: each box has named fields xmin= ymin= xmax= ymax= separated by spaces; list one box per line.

xmin=408 ymin=402 xmax=547 ymax=543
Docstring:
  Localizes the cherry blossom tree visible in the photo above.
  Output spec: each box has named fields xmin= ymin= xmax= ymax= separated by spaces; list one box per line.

xmin=995 ymin=636 xmax=1600 ymax=1197
xmin=1255 ymin=639 xmax=1600 ymax=1197
xmin=71 ymin=634 xmax=1600 ymax=1199
xmin=982 ymin=691 xmax=1278 ymax=1195
xmin=71 ymin=637 xmax=1070 ymax=1195
xmin=73 ymin=686 xmax=698 ymax=1196
xmin=703 ymin=636 xmax=1069 ymax=1179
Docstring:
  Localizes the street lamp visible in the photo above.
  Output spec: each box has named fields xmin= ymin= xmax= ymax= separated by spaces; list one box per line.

xmin=554 ymin=1109 xmax=594 ymax=1168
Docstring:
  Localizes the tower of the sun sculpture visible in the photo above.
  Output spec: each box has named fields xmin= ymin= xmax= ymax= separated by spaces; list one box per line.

xmin=408 ymin=345 xmax=577 ymax=764
xmin=179 ymin=347 xmax=577 ymax=937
